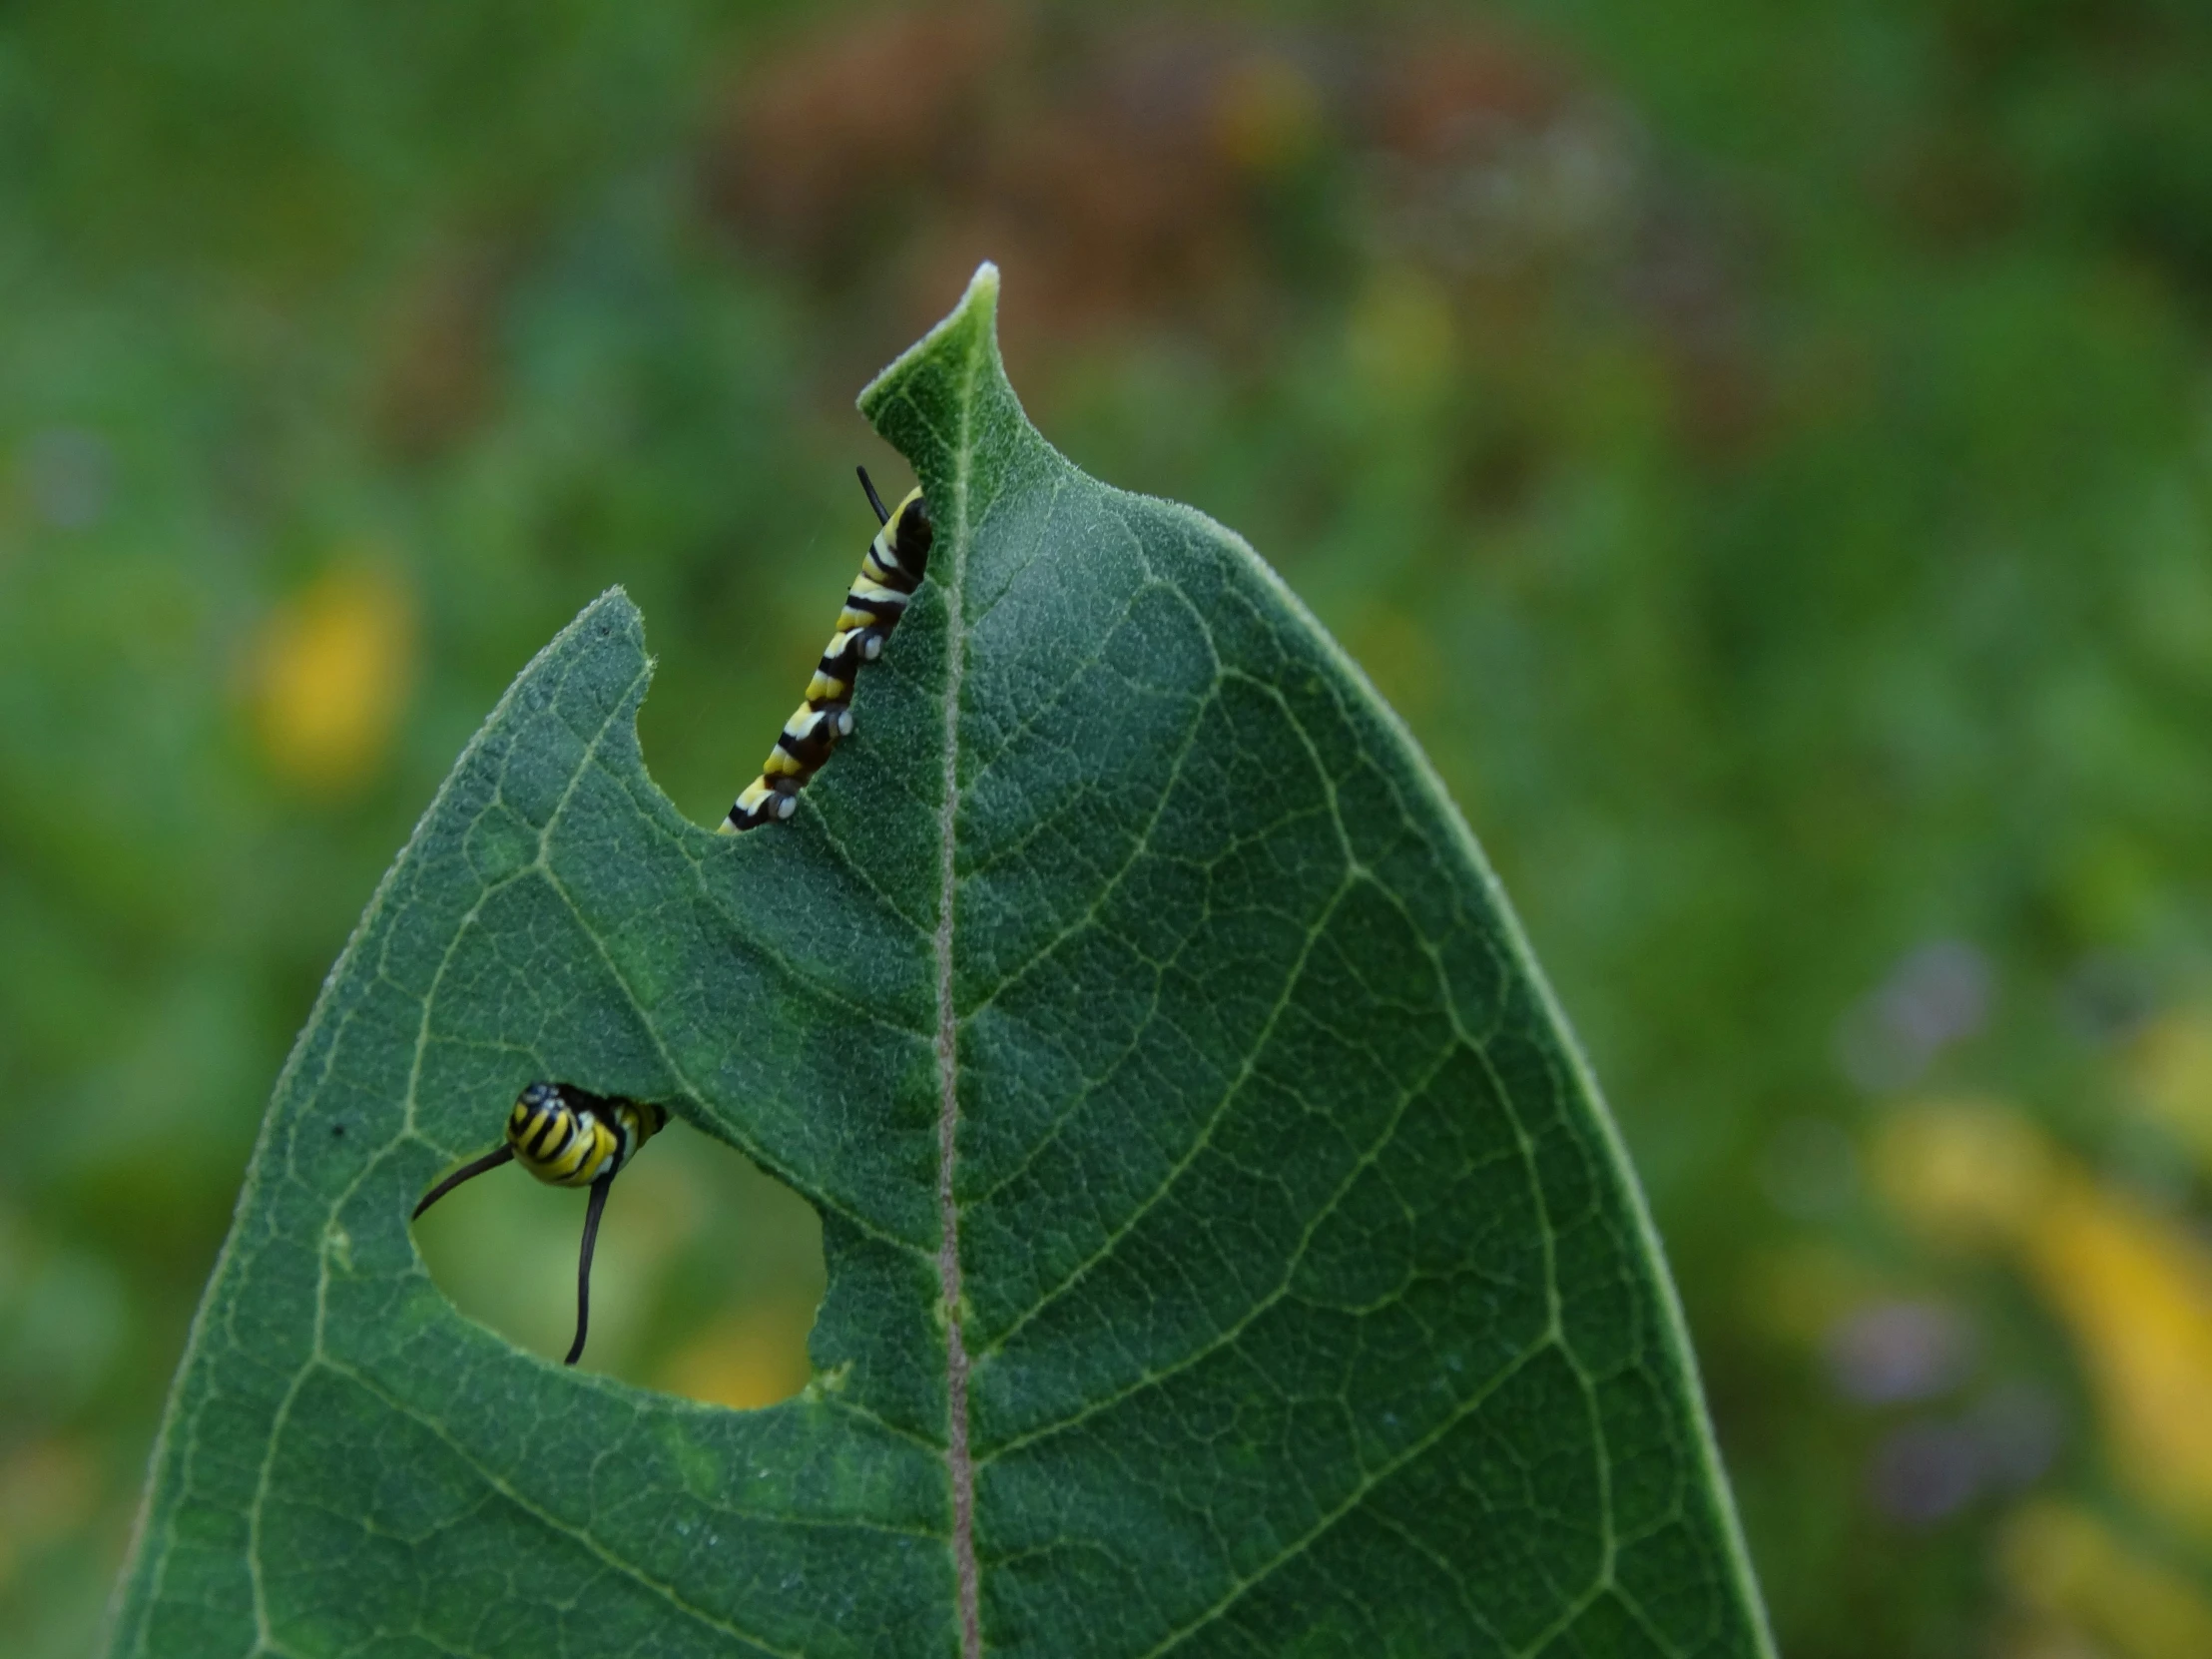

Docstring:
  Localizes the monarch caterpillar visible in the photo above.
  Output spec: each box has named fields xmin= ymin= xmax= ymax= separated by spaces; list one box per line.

xmin=720 ymin=467 xmax=933 ymax=831
xmin=411 ymin=1082 xmax=668 ymax=1366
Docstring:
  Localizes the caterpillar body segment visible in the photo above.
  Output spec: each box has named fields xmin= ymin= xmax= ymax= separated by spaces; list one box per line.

xmin=504 ymin=1081 xmax=666 ymax=1188
xmin=722 ymin=469 xmax=933 ymax=832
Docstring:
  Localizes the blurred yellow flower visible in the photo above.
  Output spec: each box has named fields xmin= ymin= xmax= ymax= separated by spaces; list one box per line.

xmin=2001 ymin=1499 xmax=2212 ymax=1659
xmin=1871 ymin=1096 xmax=2054 ymax=1252
xmin=2126 ymin=1004 xmax=2212 ymax=1174
xmin=659 ymin=1301 xmax=816 ymax=1411
xmin=2026 ymin=1179 xmax=2212 ymax=1538
xmin=1876 ymin=1096 xmax=2212 ymax=1536
xmin=249 ymin=562 xmax=415 ymax=792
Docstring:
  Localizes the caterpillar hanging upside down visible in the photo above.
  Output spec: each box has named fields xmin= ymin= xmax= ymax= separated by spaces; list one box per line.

xmin=412 ymin=1082 xmax=667 ymax=1366
xmin=721 ymin=467 xmax=933 ymax=831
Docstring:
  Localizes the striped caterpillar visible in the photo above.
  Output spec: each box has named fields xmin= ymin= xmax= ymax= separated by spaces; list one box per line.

xmin=721 ymin=468 xmax=933 ymax=831
xmin=411 ymin=1082 xmax=667 ymax=1366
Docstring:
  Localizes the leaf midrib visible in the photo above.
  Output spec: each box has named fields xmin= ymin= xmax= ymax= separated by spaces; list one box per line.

xmin=933 ymin=325 xmax=983 ymax=1659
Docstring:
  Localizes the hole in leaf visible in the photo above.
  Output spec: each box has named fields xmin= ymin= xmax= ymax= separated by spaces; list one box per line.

xmin=410 ymin=1118 xmax=825 ymax=1405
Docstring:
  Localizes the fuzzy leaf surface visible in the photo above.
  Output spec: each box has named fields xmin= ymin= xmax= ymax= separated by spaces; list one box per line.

xmin=109 ymin=267 xmax=1771 ymax=1658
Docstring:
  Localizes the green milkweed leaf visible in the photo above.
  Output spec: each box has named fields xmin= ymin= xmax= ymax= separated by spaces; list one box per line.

xmin=108 ymin=266 xmax=1773 ymax=1658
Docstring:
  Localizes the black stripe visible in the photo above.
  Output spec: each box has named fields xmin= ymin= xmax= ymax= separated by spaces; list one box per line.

xmin=893 ymin=497 xmax=933 ymax=577
xmin=530 ymin=1111 xmax=570 ymax=1161
xmin=728 ymin=786 xmax=791 ymax=830
xmin=777 ymin=713 xmax=844 ymax=769
xmin=869 ymin=558 xmax=920 ymax=595
xmin=844 ymin=592 xmax=907 ymax=626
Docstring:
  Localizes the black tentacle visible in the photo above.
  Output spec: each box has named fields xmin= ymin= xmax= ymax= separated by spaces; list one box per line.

xmin=856 ymin=465 xmax=891 ymax=525
xmin=566 ymin=1172 xmax=614 ymax=1366
xmin=411 ymin=1144 xmax=516 ymax=1221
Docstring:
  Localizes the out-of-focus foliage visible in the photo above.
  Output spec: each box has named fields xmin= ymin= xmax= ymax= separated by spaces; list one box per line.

xmin=1 ymin=2 xmax=2210 ymax=1655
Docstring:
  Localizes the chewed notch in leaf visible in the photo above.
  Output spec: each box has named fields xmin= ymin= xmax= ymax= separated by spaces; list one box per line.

xmin=108 ymin=263 xmax=1773 ymax=1658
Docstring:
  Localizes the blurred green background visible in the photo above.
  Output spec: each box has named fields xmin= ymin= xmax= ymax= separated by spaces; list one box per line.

xmin=6 ymin=1 xmax=2212 ymax=1653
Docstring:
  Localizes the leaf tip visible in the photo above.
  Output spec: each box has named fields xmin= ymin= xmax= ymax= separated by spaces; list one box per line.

xmin=962 ymin=258 xmax=1001 ymax=306
xmin=510 ymin=588 xmax=649 ymax=702
xmin=857 ymin=260 xmax=1005 ymax=426
xmin=574 ymin=585 xmax=645 ymax=640
xmin=935 ymin=260 xmax=1002 ymax=339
